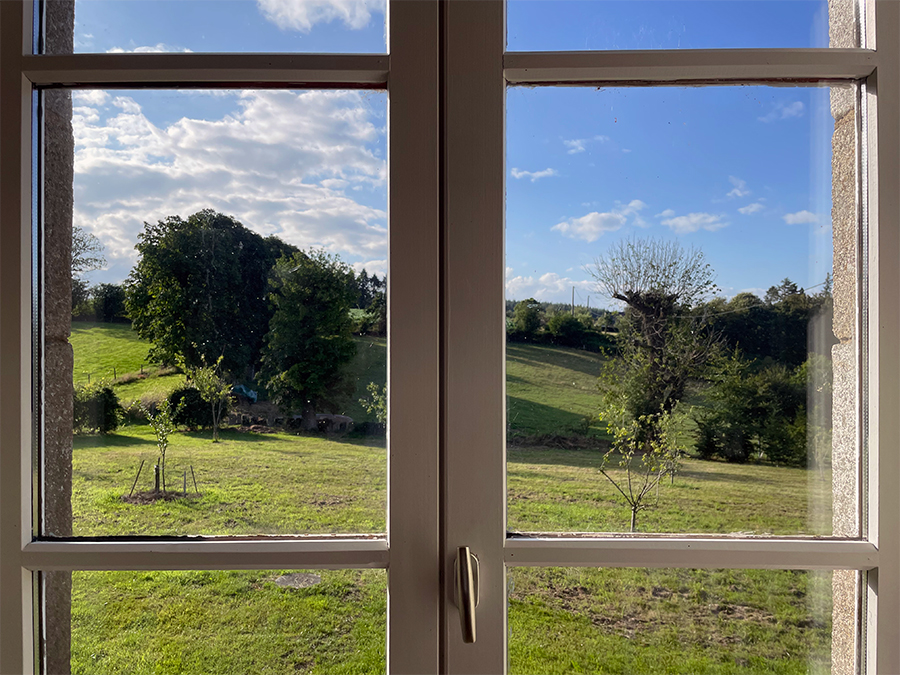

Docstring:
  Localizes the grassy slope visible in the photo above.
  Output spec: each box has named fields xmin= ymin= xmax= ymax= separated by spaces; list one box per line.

xmin=506 ymin=342 xmax=608 ymax=437
xmin=73 ymin=325 xmax=607 ymax=433
xmin=71 ymin=321 xmax=155 ymax=384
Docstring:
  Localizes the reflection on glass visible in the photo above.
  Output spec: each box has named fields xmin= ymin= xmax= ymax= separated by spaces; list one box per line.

xmin=56 ymin=89 xmax=387 ymax=536
xmin=508 ymin=567 xmax=839 ymax=675
xmin=52 ymin=0 xmax=386 ymax=54
xmin=69 ymin=569 xmax=386 ymax=674
xmin=507 ymin=0 xmax=855 ymax=51
xmin=506 ymin=86 xmax=857 ymax=536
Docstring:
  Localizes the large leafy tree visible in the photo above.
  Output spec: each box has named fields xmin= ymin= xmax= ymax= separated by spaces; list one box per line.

xmin=260 ymin=250 xmax=357 ymax=430
xmin=126 ymin=210 xmax=294 ymax=374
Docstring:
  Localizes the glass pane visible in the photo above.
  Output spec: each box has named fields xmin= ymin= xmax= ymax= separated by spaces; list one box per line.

xmin=43 ymin=88 xmax=388 ymax=536
xmin=45 ymin=0 xmax=386 ymax=54
xmin=506 ymin=85 xmax=859 ymax=536
xmin=507 ymin=0 xmax=859 ymax=51
xmin=508 ymin=567 xmax=848 ymax=675
xmin=67 ymin=569 xmax=385 ymax=674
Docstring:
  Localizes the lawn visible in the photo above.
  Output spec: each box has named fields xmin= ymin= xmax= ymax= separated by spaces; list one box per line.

xmin=68 ymin=325 xmax=832 ymax=674
xmin=71 ymin=426 xmax=832 ymax=674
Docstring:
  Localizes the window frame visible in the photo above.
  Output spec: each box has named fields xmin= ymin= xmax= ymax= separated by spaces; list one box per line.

xmin=0 ymin=1 xmax=442 ymax=673
xmin=440 ymin=0 xmax=899 ymax=671
xmin=0 ymin=0 xmax=898 ymax=673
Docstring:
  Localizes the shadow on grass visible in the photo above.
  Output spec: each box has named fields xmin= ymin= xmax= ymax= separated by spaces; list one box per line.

xmin=73 ymin=433 xmax=155 ymax=450
xmin=509 ymin=447 xmax=810 ymax=486
xmin=507 ymin=396 xmax=594 ymax=436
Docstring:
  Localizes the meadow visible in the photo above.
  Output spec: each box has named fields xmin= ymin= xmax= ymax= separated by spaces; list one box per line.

xmin=69 ymin=322 xmax=833 ymax=674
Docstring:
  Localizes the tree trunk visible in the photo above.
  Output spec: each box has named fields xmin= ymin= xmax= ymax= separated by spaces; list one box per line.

xmin=630 ymin=507 xmax=637 ymax=533
xmin=212 ymin=401 xmax=219 ymax=442
xmin=300 ymin=401 xmax=318 ymax=431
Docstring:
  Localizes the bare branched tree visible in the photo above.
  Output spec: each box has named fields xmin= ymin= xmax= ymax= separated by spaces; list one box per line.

xmin=590 ymin=236 xmax=720 ymax=432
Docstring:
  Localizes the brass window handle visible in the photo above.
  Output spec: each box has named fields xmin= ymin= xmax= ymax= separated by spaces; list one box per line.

xmin=453 ymin=546 xmax=480 ymax=643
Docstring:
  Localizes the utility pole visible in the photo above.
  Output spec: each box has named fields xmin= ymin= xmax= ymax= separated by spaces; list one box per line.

xmin=572 ymin=286 xmax=575 ymax=315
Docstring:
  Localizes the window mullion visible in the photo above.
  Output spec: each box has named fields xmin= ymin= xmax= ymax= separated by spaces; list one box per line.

xmin=504 ymin=48 xmax=876 ymax=85
xmin=868 ymin=1 xmax=900 ymax=671
xmin=505 ymin=537 xmax=877 ymax=571
xmin=0 ymin=0 xmax=37 ymax=672
xmin=386 ymin=1 xmax=441 ymax=673
xmin=21 ymin=52 xmax=389 ymax=88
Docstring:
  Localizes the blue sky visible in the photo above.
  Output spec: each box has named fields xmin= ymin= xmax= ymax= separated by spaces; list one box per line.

xmin=70 ymin=0 xmax=844 ymax=309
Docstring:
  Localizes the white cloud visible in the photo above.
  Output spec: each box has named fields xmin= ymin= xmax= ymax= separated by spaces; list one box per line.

xmin=758 ymin=101 xmax=805 ymax=123
xmin=505 ymin=269 xmax=593 ymax=302
xmin=256 ymin=0 xmax=382 ymax=32
xmin=510 ymin=167 xmax=558 ymax=182
xmin=738 ymin=202 xmax=764 ymax=215
xmin=73 ymin=90 xmax=108 ymax=107
xmin=107 ymin=43 xmax=193 ymax=53
xmin=552 ymin=200 xmax=647 ymax=242
xmin=726 ymin=176 xmax=750 ymax=198
xmin=562 ymin=135 xmax=609 ymax=154
xmin=655 ymin=209 xmax=675 ymax=218
xmin=783 ymin=210 xmax=819 ymax=224
xmin=351 ymin=259 xmax=387 ymax=277
xmin=72 ymin=90 xmax=387 ymax=280
xmin=658 ymin=211 xmax=728 ymax=234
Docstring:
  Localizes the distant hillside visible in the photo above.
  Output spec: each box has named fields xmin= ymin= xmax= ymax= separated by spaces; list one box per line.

xmin=71 ymin=323 xmax=607 ymax=434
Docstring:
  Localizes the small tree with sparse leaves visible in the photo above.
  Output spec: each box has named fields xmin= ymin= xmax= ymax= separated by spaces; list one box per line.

xmin=598 ymin=402 xmax=683 ymax=532
xmin=143 ymin=398 xmax=179 ymax=494
xmin=359 ymin=382 xmax=387 ymax=424
xmin=187 ymin=356 xmax=232 ymax=442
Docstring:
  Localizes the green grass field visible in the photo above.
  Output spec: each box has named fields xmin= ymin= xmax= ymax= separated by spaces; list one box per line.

xmin=68 ymin=324 xmax=832 ymax=674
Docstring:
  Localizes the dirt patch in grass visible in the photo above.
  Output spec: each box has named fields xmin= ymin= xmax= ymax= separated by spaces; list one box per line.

xmin=533 ymin=582 xmax=781 ymax=645
xmin=120 ymin=490 xmax=200 ymax=504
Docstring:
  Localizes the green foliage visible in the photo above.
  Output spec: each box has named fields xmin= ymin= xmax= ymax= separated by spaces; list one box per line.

xmin=701 ymin=277 xmax=835 ymax=368
xmin=142 ymin=398 xmax=179 ymax=493
xmin=187 ymin=356 xmax=232 ymax=442
xmin=260 ymin=250 xmax=357 ymax=427
xmin=598 ymin=403 xmax=683 ymax=531
xmin=358 ymin=382 xmax=387 ymax=424
xmin=72 ymin=278 xmax=91 ymax=314
xmin=512 ymin=297 xmax=542 ymax=338
xmin=168 ymin=386 xmax=213 ymax=430
xmin=694 ymin=355 xmax=810 ymax=466
xmin=126 ymin=210 xmax=297 ymax=374
xmin=73 ymin=384 xmax=122 ymax=434
xmin=545 ymin=313 xmax=585 ymax=346
xmin=90 ymin=283 xmax=127 ymax=322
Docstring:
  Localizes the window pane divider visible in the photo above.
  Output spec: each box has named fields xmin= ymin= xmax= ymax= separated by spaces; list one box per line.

xmin=21 ymin=53 xmax=388 ymax=87
xmin=505 ymin=537 xmax=877 ymax=570
xmin=505 ymin=48 xmax=876 ymax=85
xmin=21 ymin=538 xmax=389 ymax=571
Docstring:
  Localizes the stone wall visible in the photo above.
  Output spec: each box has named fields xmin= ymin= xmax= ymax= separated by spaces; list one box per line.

xmin=829 ymin=0 xmax=861 ymax=672
xmin=43 ymin=2 xmax=75 ymax=673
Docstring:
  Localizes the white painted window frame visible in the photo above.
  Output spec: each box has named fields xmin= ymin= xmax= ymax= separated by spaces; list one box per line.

xmin=0 ymin=1 xmax=441 ymax=673
xmin=441 ymin=1 xmax=898 ymax=672
xmin=1 ymin=0 xmax=898 ymax=673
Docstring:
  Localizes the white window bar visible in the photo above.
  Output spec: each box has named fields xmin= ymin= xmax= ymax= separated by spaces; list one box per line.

xmin=504 ymin=48 xmax=877 ymax=86
xmin=21 ymin=539 xmax=389 ymax=571
xmin=505 ymin=537 xmax=877 ymax=571
xmin=21 ymin=53 xmax=389 ymax=87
